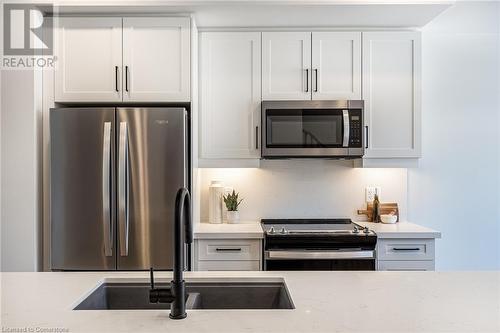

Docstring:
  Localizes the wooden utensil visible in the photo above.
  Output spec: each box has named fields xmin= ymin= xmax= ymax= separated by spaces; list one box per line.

xmin=357 ymin=202 xmax=399 ymax=222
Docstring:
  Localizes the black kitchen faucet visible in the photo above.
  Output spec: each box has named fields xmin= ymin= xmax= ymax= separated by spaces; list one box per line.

xmin=149 ymin=187 xmax=192 ymax=319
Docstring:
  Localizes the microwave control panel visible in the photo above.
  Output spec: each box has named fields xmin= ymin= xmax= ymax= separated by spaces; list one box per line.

xmin=349 ymin=109 xmax=363 ymax=147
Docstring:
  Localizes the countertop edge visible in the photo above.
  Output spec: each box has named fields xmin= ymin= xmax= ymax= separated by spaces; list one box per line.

xmin=193 ymin=221 xmax=441 ymax=240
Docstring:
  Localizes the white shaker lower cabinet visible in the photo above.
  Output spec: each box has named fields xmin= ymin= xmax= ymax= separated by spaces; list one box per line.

xmin=360 ymin=32 xmax=421 ymax=165
xmin=311 ymin=32 xmax=361 ymax=100
xmin=262 ymin=32 xmax=311 ymax=100
xmin=122 ymin=17 xmax=190 ymax=102
xmin=378 ymin=260 xmax=434 ymax=271
xmin=199 ymin=32 xmax=261 ymax=162
xmin=376 ymin=238 xmax=436 ymax=271
xmin=55 ymin=17 xmax=123 ymax=102
xmin=193 ymin=239 xmax=262 ymax=271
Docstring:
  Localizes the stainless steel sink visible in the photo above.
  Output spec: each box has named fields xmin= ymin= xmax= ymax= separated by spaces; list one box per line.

xmin=74 ymin=281 xmax=294 ymax=310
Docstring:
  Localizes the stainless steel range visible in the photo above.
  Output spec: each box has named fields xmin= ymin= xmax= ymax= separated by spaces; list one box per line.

xmin=261 ymin=219 xmax=377 ymax=271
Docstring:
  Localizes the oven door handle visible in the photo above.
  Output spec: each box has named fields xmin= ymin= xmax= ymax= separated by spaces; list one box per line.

xmin=265 ymin=250 xmax=374 ymax=260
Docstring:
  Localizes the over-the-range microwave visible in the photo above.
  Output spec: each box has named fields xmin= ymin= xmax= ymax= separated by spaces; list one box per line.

xmin=261 ymin=100 xmax=364 ymax=159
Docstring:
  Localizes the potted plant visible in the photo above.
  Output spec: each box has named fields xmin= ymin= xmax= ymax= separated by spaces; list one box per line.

xmin=223 ymin=190 xmax=243 ymax=223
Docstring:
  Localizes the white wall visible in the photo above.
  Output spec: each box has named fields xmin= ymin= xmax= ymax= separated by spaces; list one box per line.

xmin=408 ymin=1 xmax=500 ymax=270
xmin=1 ymin=70 xmax=40 ymax=272
xmin=198 ymin=161 xmax=408 ymax=223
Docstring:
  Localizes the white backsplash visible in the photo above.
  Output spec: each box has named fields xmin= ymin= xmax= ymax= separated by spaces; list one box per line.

xmin=197 ymin=160 xmax=408 ymax=223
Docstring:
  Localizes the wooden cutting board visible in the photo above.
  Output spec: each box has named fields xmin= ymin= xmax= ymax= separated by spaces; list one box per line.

xmin=357 ymin=203 xmax=399 ymax=222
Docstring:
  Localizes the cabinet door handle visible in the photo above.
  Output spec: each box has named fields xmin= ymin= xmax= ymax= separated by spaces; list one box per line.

xmin=314 ymin=69 xmax=318 ymax=92
xmin=255 ymin=126 xmax=259 ymax=150
xmin=365 ymin=126 xmax=369 ymax=148
xmin=125 ymin=66 xmax=129 ymax=92
xmin=115 ymin=66 xmax=119 ymax=92
xmin=215 ymin=248 xmax=242 ymax=252
xmin=305 ymin=69 xmax=309 ymax=92
xmin=392 ymin=248 xmax=421 ymax=251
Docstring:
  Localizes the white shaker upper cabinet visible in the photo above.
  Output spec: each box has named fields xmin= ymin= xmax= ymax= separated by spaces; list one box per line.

xmin=262 ymin=32 xmax=311 ymax=100
xmin=55 ymin=17 xmax=122 ymax=102
xmin=362 ymin=32 xmax=421 ymax=158
xmin=199 ymin=32 xmax=261 ymax=160
xmin=311 ymin=32 xmax=361 ymax=100
xmin=122 ymin=17 xmax=190 ymax=102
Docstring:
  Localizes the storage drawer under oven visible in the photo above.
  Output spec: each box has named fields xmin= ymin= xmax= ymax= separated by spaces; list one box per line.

xmin=263 ymin=250 xmax=376 ymax=271
xmin=264 ymin=258 xmax=375 ymax=271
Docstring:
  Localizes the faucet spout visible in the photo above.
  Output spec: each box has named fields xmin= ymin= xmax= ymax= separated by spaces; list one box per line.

xmin=170 ymin=187 xmax=191 ymax=319
xmin=149 ymin=187 xmax=192 ymax=320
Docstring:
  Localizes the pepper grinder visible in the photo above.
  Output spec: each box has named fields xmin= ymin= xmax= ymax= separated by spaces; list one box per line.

xmin=372 ymin=194 xmax=380 ymax=223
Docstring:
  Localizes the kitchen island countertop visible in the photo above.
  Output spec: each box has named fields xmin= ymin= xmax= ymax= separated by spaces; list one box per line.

xmin=1 ymin=270 xmax=498 ymax=333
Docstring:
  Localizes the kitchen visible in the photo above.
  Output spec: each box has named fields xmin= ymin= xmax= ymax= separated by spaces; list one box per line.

xmin=1 ymin=0 xmax=499 ymax=332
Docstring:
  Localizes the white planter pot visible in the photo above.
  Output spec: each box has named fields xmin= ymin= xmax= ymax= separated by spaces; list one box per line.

xmin=226 ymin=211 xmax=240 ymax=224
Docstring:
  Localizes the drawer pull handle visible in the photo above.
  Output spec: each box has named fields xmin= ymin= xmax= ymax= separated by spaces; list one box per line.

xmin=392 ymin=247 xmax=420 ymax=251
xmin=215 ymin=248 xmax=242 ymax=252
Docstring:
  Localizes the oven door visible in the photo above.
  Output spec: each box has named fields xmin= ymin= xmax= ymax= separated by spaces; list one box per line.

xmin=264 ymin=250 xmax=376 ymax=271
xmin=261 ymin=101 xmax=363 ymax=158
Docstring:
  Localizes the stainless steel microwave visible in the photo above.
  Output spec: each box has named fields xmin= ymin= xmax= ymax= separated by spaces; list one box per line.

xmin=261 ymin=100 xmax=364 ymax=159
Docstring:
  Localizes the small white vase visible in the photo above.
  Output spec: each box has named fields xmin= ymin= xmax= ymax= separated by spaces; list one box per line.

xmin=226 ymin=211 xmax=240 ymax=224
xmin=208 ymin=180 xmax=224 ymax=224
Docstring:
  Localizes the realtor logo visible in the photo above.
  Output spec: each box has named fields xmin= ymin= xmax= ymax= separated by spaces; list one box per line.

xmin=3 ymin=3 xmax=53 ymax=55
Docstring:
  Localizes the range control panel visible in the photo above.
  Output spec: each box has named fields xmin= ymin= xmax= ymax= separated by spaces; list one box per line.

xmin=349 ymin=109 xmax=363 ymax=147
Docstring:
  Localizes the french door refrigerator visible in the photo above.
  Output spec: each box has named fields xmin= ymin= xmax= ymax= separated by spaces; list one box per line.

xmin=50 ymin=107 xmax=188 ymax=270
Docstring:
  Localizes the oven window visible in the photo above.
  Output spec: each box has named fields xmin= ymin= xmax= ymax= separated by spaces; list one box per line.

xmin=266 ymin=109 xmax=343 ymax=147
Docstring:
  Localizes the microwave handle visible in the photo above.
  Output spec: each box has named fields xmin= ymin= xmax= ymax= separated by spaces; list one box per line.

xmin=342 ymin=110 xmax=349 ymax=147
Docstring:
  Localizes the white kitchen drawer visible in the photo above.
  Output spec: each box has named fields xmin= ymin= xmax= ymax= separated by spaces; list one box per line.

xmin=377 ymin=238 xmax=434 ymax=261
xmin=197 ymin=239 xmax=260 ymax=261
xmin=378 ymin=260 xmax=435 ymax=271
xmin=197 ymin=260 xmax=260 ymax=271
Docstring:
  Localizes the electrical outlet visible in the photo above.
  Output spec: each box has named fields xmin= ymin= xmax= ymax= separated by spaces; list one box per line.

xmin=365 ymin=186 xmax=382 ymax=202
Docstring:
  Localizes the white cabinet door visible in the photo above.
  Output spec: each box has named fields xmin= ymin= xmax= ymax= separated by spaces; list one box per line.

xmin=200 ymin=32 xmax=261 ymax=159
xmin=262 ymin=32 xmax=311 ymax=100
xmin=55 ymin=17 xmax=122 ymax=102
xmin=123 ymin=17 xmax=190 ymax=102
xmin=197 ymin=260 xmax=260 ymax=271
xmin=362 ymin=32 xmax=421 ymax=158
xmin=311 ymin=32 xmax=361 ymax=100
xmin=377 ymin=260 xmax=435 ymax=271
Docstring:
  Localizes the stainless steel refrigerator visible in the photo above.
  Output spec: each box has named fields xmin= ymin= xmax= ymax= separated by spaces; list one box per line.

xmin=50 ymin=107 xmax=188 ymax=270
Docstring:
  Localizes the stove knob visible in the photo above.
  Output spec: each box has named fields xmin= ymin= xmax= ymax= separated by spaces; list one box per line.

xmin=269 ymin=227 xmax=275 ymax=234
xmin=363 ymin=227 xmax=370 ymax=234
xmin=280 ymin=227 xmax=288 ymax=234
xmin=353 ymin=226 xmax=359 ymax=233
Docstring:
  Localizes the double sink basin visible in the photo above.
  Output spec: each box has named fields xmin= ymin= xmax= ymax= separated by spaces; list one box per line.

xmin=74 ymin=279 xmax=294 ymax=310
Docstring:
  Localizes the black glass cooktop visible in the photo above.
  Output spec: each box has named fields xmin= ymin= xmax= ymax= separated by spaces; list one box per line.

xmin=260 ymin=219 xmax=368 ymax=235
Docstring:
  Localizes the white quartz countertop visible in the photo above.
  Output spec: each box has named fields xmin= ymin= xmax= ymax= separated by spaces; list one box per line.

xmin=194 ymin=221 xmax=263 ymax=239
xmin=2 ymin=271 xmax=498 ymax=333
xmin=194 ymin=221 xmax=441 ymax=239
xmin=355 ymin=221 xmax=441 ymax=239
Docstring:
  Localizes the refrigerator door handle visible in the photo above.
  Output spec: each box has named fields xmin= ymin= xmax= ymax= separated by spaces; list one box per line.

xmin=118 ymin=122 xmax=130 ymax=256
xmin=102 ymin=122 xmax=113 ymax=256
